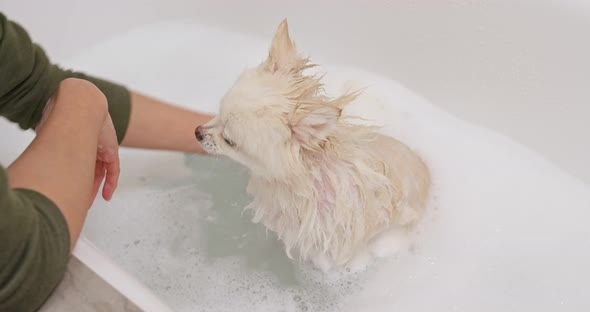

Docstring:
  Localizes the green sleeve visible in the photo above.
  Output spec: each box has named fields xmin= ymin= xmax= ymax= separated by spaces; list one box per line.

xmin=0 ymin=166 xmax=71 ymax=311
xmin=0 ymin=12 xmax=131 ymax=143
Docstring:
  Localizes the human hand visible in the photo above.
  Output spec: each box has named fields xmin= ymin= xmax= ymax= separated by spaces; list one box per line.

xmin=91 ymin=113 xmax=120 ymax=202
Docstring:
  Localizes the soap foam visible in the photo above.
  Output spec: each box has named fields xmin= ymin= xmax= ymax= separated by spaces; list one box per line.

xmin=62 ymin=21 xmax=590 ymax=312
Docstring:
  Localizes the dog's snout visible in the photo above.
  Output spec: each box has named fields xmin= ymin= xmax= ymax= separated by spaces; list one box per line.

xmin=195 ymin=125 xmax=205 ymax=141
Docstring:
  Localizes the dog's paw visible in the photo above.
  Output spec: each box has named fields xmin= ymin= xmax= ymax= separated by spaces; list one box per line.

xmin=344 ymin=248 xmax=373 ymax=273
xmin=311 ymin=253 xmax=334 ymax=273
xmin=369 ymin=226 xmax=408 ymax=258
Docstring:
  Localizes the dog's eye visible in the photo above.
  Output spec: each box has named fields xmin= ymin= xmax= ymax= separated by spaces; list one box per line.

xmin=223 ymin=136 xmax=235 ymax=147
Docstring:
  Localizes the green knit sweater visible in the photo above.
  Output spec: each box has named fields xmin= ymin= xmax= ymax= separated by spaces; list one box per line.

xmin=0 ymin=12 xmax=131 ymax=311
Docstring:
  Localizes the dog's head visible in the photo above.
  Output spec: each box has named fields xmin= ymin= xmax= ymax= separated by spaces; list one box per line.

xmin=196 ymin=20 xmax=356 ymax=178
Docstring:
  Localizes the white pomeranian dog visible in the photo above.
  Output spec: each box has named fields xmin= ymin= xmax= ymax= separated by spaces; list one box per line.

xmin=196 ymin=19 xmax=431 ymax=271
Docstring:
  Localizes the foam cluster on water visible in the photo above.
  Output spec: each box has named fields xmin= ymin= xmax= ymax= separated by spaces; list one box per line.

xmin=66 ymin=21 xmax=590 ymax=311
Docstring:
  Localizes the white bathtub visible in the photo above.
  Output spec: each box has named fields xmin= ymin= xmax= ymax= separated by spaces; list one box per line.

xmin=1 ymin=1 xmax=590 ymax=311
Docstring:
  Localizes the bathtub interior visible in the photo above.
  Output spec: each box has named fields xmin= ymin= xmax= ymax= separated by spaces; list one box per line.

xmin=51 ymin=20 xmax=590 ymax=312
xmin=0 ymin=2 xmax=589 ymax=312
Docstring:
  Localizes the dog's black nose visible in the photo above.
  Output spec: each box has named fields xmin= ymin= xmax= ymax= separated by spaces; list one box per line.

xmin=195 ymin=126 xmax=204 ymax=141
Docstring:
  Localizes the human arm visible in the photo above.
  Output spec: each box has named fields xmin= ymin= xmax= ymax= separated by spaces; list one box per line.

xmin=1 ymin=12 xmax=212 ymax=155
xmin=0 ymin=78 xmax=112 ymax=311
xmin=121 ymin=92 xmax=213 ymax=154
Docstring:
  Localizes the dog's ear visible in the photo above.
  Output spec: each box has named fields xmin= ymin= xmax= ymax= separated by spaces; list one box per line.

xmin=289 ymin=104 xmax=341 ymax=148
xmin=264 ymin=19 xmax=300 ymax=73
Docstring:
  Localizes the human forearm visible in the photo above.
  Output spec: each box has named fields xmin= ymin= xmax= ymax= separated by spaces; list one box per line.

xmin=7 ymin=79 xmax=108 ymax=249
xmin=121 ymin=92 xmax=213 ymax=153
